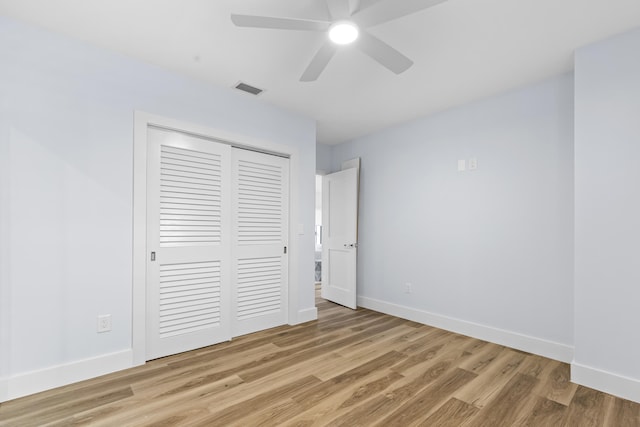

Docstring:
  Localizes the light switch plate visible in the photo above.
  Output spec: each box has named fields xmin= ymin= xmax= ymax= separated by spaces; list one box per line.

xmin=469 ymin=158 xmax=478 ymax=170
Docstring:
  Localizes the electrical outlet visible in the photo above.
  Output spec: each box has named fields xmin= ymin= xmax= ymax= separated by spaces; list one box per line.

xmin=97 ymin=314 xmax=112 ymax=333
xmin=404 ymin=283 xmax=412 ymax=294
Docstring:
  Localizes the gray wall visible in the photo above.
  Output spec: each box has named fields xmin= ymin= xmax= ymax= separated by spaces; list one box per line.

xmin=574 ymin=27 xmax=640 ymax=401
xmin=0 ymin=17 xmax=316 ymax=400
xmin=331 ymin=74 xmax=575 ymax=357
xmin=316 ymin=142 xmax=333 ymax=173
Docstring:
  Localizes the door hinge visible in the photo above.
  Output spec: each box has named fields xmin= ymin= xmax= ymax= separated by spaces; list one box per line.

xmin=284 ymin=246 xmax=287 ymax=254
xmin=150 ymin=251 xmax=156 ymax=261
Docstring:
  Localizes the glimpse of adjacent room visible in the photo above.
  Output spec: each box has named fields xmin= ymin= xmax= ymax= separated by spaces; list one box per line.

xmin=315 ymin=174 xmax=323 ymax=284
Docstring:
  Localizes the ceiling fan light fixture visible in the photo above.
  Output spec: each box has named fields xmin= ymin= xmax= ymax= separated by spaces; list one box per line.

xmin=328 ymin=21 xmax=359 ymax=45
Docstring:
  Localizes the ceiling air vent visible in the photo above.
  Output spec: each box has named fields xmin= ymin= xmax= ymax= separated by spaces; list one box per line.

xmin=234 ymin=82 xmax=264 ymax=96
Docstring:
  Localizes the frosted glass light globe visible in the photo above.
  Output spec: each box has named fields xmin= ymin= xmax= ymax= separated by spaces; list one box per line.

xmin=329 ymin=21 xmax=359 ymax=45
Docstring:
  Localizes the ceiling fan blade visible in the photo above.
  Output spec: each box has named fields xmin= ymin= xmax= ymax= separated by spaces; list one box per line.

xmin=231 ymin=14 xmax=330 ymax=31
xmin=300 ymin=42 xmax=338 ymax=82
xmin=357 ymin=31 xmax=413 ymax=74
xmin=353 ymin=0 xmax=447 ymax=28
xmin=352 ymin=0 xmax=384 ymax=15
xmin=325 ymin=0 xmax=351 ymax=20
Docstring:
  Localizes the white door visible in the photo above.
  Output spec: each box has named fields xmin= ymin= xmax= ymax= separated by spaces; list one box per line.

xmin=321 ymin=167 xmax=359 ymax=309
xmin=146 ymin=127 xmax=231 ymax=360
xmin=231 ymin=148 xmax=289 ymax=336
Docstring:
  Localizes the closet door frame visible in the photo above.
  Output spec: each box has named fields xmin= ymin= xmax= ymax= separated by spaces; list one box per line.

xmin=131 ymin=111 xmax=301 ymax=366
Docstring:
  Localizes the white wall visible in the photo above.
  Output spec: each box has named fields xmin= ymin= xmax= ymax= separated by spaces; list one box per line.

xmin=573 ymin=27 xmax=640 ymax=403
xmin=331 ymin=74 xmax=575 ymax=361
xmin=0 ymin=17 xmax=316 ymax=401
xmin=316 ymin=142 xmax=333 ymax=174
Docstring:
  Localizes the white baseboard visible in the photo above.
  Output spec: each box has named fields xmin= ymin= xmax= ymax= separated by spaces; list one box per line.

xmin=572 ymin=362 xmax=640 ymax=404
xmin=358 ymin=296 xmax=573 ymax=363
xmin=0 ymin=349 xmax=132 ymax=403
xmin=294 ymin=307 xmax=318 ymax=324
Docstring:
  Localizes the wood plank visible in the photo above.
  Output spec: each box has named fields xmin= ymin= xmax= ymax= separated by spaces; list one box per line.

xmin=604 ymin=394 xmax=640 ymax=427
xmin=65 ymin=375 xmax=244 ymax=427
xmin=238 ymin=317 xmax=408 ymax=383
xmin=332 ymin=323 xmax=417 ymax=359
xmin=284 ymin=370 xmax=405 ymax=426
xmin=517 ymin=353 xmax=553 ymax=379
xmin=457 ymin=342 xmax=505 ymax=374
xmin=134 ymin=343 xmax=276 ymax=396
xmin=537 ymin=361 xmax=578 ymax=406
xmin=374 ymin=368 xmax=478 ymax=426
xmin=419 ymin=397 xmax=480 ymax=427
xmin=518 ymin=396 xmax=568 ymax=427
xmin=338 ymin=371 xmax=405 ymax=410
xmin=0 ymin=363 xmax=170 ymax=420
xmin=390 ymin=330 xmax=466 ymax=374
xmin=324 ymin=395 xmax=398 ymax=427
xmin=191 ymin=375 xmax=321 ymax=426
xmin=9 ymin=387 xmax=133 ymax=427
xmin=324 ymin=355 xmax=468 ymax=426
xmin=453 ymin=348 xmax=527 ymax=408
xmin=293 ymin=351 xmax=405 ymax=409
xmin=392 ymin=332 xmax=474 ymax=376
xmin=271 ymin=311 xmax=383 ymax=348
xmin=466 ymin=373 xmax=538 ymax=427
xmin=563 ymin=385 xmax=608 ymax=427
xmin=238 ymin=399 xmax=305 ymax=427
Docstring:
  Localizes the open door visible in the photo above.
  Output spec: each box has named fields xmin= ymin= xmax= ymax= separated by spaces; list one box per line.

xmin=321 ymin=165 xmax=359 ymax=309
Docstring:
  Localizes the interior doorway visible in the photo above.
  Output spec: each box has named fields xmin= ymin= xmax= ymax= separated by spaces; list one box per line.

xmin=315 ymin=174 xmax=323 ymax=283
xmin=319 ymin=167 xmax=359 ymax=309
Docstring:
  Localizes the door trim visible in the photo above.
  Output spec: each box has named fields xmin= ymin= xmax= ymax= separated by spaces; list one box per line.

xmin=132 ymin=111 xmax=300 ymax=366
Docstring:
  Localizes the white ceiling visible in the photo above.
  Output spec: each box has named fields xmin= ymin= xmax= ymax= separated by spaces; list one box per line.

xmin=2 ymin=0 xmax=640 ymax=145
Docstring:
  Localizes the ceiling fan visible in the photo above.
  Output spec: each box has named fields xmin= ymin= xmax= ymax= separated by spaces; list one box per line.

xmin=231 ymin=0 xmax=446 ymax=82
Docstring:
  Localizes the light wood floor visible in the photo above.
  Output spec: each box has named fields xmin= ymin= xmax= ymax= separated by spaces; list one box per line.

xmin=1 ymin=287 xmax=639 ymax=427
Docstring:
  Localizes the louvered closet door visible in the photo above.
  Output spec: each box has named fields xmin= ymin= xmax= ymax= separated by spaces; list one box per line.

xmin=146 ymin=127 xmax=231 ymax=360
xmin=231 ymin=148 xmax=289 ymax=337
